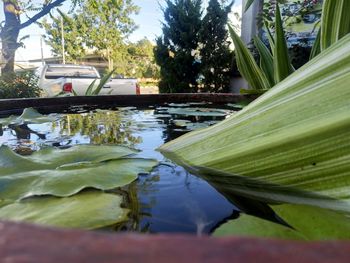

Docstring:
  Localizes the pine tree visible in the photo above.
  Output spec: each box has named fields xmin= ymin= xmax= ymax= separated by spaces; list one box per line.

xmin=154 ymin=0 xmax=202 ymax=93
xmin=199 ymin=0 xmax=234 ymax=92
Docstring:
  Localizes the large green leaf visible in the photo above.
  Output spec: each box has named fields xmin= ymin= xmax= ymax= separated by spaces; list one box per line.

xmin=214 ymin=203 xmax=350 ymax=240
xmin=228 ymin=25 xmax=271 ymax=90
xmin=0 ymin=108 xmax=59 ymax=125
xmin=159 ymin=34 xmax=350 ymax=205
xmin=0 ymin=191 xmax=129 ymax=229
xmin=274 ymin=4 xmax=294 ymax=83
xmin=321 ymin=0 xmax=350 ymax=51
xmin=0 ymin=145 xmax=157 ymax=200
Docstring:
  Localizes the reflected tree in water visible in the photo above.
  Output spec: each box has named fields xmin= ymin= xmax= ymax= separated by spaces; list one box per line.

xmin=56 ymin=111 xmax=142 ymax=146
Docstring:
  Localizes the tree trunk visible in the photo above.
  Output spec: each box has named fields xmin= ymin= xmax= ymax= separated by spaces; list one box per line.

xmin=1 ymin=1 xmax=21 ymax=74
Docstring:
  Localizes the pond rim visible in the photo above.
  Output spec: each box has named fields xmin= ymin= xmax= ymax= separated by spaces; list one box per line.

xmin=0 ymin=93 xmax=257 ymax=115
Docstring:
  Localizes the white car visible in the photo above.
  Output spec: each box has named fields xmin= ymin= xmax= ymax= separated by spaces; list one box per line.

xmin=37 ymin=64 xmax=140 ymax=96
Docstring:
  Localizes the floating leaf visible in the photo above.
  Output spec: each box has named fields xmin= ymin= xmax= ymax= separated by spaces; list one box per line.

xmin=0 ymin=192 xmax=129 ymax=229
xmin=0 ymin=145 xmax=157 ymax=200
xmin=166 ymin=107 xmax=230 ymax=117
xmin=168 ymin=103 xmax=191 ymax=107
xmin=0 ymin=144 xmax=138 ymax=175
xmin=214 ymin=203 xmax=350 ymax=240
xmin=213 ymin=214 xmax=304 ymax=240
xmin=172 ymin=119 xmax=191 ymax=127
xmin=0 ymin=108 xmax=59 ymax=126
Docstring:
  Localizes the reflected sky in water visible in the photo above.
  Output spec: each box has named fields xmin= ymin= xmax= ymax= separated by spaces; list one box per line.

xmin=0 ymin=105 xmax=239 ymax=234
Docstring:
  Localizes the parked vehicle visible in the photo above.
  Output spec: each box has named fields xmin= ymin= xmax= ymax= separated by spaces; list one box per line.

xmin=37 ymin=64 xmax=140 ymax=96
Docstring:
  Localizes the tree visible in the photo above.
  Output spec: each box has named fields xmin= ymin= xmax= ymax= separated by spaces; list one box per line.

xmin=127 ymin=38 xmax=160 ymax=78
xmin=42 ymin=0 xmax=139 ymax=71
xmin=154 ymin=0 xmax=203 ymax=93
xmin=199 ymin=0 xmax=234 ymax=92
xmin=41 ymin=12 xmax=87 ymax=63
xmin=0 ymin=0 xmax=75 ymax=73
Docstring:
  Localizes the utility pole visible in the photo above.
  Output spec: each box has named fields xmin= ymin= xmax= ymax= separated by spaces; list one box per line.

xmin=60 ymin=15 xmax=66 ymax=64
xmin=40 ymin=35 xmax=44 ymax=65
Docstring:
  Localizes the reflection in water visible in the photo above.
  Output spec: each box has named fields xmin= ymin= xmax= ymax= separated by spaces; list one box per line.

xmin=8 ymin=124 xmax=46 ymax=140
xmin=56 ymin=110 xmax=142 ymax=146
xmin=0 ymin=106 xmax=239 ymax=234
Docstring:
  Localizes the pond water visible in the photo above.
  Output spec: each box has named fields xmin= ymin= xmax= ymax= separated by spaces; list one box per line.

xmin=0 ymin=103 xmax=243 ymax=234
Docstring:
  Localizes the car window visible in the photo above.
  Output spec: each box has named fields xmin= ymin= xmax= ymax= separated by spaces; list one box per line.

xmin=45 ymin=67 xmax=99 ymax=79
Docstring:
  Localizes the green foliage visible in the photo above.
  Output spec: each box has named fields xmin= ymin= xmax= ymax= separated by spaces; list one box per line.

xmin=0 ymin=139 xmax=157 ymax=229
xmin=0 ymin=145 xmax=157 ymax=200
xmin=199 ymin=0 xmax=234 ymax=92
xmin=41 ymin=11 xmax=87 ymax=63
xmin=273 ymin=5 xmax=294 ymax=83
xmin=321 ymin=0 xmax=350 ymax=51
xmin=126 ymin=39 xmax=160 ymax=78
xmin=154 ymin=0 xmax=203 ymax=93
xmin=0 ymin=191 xmax=129 ymax=229
xmin=83 ymin=69 xmax=116 ymax=96
xmin=159 ymin=32 xmax=350 ymax=206
xmin=229 ymin=25 xmax=271 ymax=90
xmin=41 ymin=0 xmax=139 ymax=72
xmin=214 ymin=203 xmax=350 ymax=240
xmin=0 ymin=71 xmax=42 ymax=99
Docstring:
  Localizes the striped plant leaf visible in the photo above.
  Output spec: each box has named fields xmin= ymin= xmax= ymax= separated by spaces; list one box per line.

xmin=321 ymin=0 xmax=350 ymax=51
xmin=254 ymin=36 xmax=275 ymax=87
xmin=264 ymin=21 xmax=275 ymax=54
xmin=159 ymin=34 xmax=350 ymax=207
xmin=309 ymin=28 xmax=321 ymax=60
xmin=228 ymin=25 xmax=271 ymax=90
xmin=274 ymin=4 xmax=294 ymax=83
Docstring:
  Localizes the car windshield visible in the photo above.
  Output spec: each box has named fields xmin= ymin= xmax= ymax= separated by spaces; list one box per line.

xmin=45 ymin=67 xmax=99 ymax=79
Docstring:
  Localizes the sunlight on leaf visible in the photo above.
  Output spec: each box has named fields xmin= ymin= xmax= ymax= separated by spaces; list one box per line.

xmin=214 ymin=203 xmax=350 ymax=240
xmin=0 ymin=191 xmax=129 ymax=230
xmin=0 ymin=145 xmax=158 ymax=200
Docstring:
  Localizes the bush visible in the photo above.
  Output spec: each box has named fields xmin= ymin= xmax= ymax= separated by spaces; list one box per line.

xmin=0 ymin=71 xmax=42 ymax=99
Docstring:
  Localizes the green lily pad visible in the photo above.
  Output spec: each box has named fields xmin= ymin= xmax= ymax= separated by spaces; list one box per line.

xmin=0 ymin=191 xmax=129 ymax=229
xmin=172 ymin=119 xmax=191 ymax=127
xmin=213 ymin=214 xmax=304 ymax=240
xmin=166 ymin=107 xmax=230 ymax=117
xmin=0 ymin=145 xmax=157 ymax=200
xmin=214 ymin=203 xmax=350 ymax=240
xmin=226 ymin=103 xmax=245 ymax=109
xmin=168 ymin=103 xmax=191 ymax=107
xmin=0 ymin=144 xmax=138 ymax=175
xmin=0 ymin=108 xmax=59 ymax=125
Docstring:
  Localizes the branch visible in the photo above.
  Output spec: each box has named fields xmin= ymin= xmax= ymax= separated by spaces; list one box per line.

xmin=19 ymin=0 xmax=67 ymax=29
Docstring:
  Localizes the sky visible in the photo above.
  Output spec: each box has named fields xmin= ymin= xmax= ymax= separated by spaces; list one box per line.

xmin=0 ymin=0 xmax=242 ymax=61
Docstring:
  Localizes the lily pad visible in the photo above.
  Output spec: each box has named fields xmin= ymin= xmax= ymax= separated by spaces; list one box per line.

xmin=214 ymin=203 xmax=350 ymax=240
xmin=213 ymin=214 xmax=304 ymax=240
xmin=166 ymin=107 xmax=230 ymax=117
xmin=0 ymin=145 xmax=158 ymax=200
xmin=167 ymin=103 xmax=191 ymax=107
xmin=172 ymin=119 xmax=191 ymax=127
xmin=0 ymin=191 xmax=129 ymax=229
xmin=0 ymin=108 xmax=59 ymax=126
xmin=0 ymin=144 xmax=138 ymax=175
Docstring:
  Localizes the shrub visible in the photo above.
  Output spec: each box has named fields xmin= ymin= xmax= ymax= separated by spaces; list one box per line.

xmin=0 ymin=71 xmax=42 ymax=99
